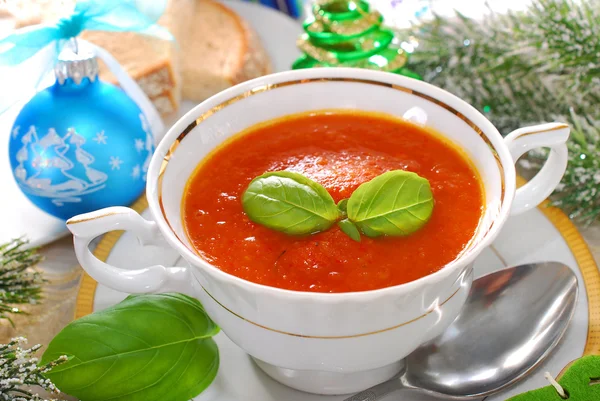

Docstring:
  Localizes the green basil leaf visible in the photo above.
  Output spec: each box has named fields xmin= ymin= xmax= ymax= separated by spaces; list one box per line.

xmin=347 ymin=170 xmax=434 ymax=237
xmin=242 ymin=171 xmax=339 ymax=235
xmin=337 ymin=199 xmax=348 ymax=215
xmin=41 ymin=293 xmax=219 ymax=401
xmin=338 ymin=218 xmax=361 ymax=242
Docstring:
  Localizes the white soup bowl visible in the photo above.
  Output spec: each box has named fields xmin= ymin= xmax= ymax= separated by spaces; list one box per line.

xmin=66 ymin=68 xmax=569 ymax=395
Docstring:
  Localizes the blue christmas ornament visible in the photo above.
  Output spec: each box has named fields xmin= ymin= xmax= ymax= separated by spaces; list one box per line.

xmin=8 ymin=47 xmax=154 ymax=220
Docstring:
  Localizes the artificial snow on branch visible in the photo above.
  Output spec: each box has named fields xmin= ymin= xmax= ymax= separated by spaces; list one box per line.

xmin=408 ymin=0 xmax=600 ymax=224
xmin=0 ymin=337 xmax=66 ymax=401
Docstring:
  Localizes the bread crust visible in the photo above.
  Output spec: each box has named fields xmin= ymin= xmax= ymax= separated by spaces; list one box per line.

xmin=234 ymin=18 xmax=272 ymax=84
xmin=204 ymin=1 xmax=248 ymax=85
xmin=192 ymin=0 xmax=271 ymax=85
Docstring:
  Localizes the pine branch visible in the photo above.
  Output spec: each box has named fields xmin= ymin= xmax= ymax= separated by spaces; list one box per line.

xmin=525 ymin=109 xmax=600 ymax=225
xmin=410 ymin=7 xmax=567 ymax=133
xmin=408 ymin=0 xmax=600 ymax=223
xmin=0 ymin=239 xmax=44 ymax=325
xmin=0 ymin=337 xmax=66 ymax=401
xmin=515 ymin=0 xmax=600 ymax=86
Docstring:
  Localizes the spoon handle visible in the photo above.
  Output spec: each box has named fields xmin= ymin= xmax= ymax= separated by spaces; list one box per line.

xmin=342 ymin=377 xmax=405 ymax=401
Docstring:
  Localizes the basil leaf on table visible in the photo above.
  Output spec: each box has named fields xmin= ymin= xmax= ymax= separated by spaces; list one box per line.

xmin=41 ymin=293 xmax=219 ymax=401
xmin=347 ymin=170 xmax=434 ymax=237
xmin=242 ymin=171 xmax=340 ymax=235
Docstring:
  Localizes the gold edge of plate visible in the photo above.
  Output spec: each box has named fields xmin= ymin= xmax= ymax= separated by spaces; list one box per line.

xmin=539 ymin=205 xmax=600 ymax=356
xmin=515 ymin=176 xmax=600 ymax=356
xmin=73 ymin=195 xmax=149 ymax=320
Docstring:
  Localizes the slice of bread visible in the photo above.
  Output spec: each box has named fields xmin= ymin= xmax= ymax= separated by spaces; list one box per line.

xmin=2 ymin=0 xmax=272 ymax=114
xmin=0 ymin=0 xmax=194 ymax=117
xmin=181 ymin=0 xmax=272 ymax=102
xmin=81 ymin=0 xmax=197 ymax=117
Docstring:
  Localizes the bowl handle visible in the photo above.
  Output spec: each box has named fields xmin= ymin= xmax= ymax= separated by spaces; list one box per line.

xmin=67 ymin=207 xmax=193 ymax=294
xmin=504 ymin=123 xmax=570 ymax=215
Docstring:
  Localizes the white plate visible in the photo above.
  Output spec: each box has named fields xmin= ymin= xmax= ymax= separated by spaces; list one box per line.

xmin=76 ymin=197 xmax=600 ymax=401
xmin=0 ymin=0 xmax=302 ymax=248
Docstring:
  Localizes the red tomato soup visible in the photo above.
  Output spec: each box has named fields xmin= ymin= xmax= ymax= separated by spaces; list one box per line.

xmin=182 ymin=111 xmax=484 ymax=293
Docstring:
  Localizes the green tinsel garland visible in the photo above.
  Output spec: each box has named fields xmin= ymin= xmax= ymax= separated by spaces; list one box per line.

xmin=408 ymin=0 xmax=600 ymax=224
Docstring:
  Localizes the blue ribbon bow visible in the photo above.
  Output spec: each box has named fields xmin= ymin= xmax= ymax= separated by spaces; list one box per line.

xmin=0 ymin=0 xmax=172 ymax=66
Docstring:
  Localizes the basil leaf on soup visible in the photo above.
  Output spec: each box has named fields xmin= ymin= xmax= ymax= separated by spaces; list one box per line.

xmin=347 ymin=170 xmax=434 ymax=237
xmin=42 ymin=293 xmax=219 ymax=401
xmin=337 ymin=199 xmax=348 ymax=215
xmin=242 ymin=171 xmax=340 ymax=235
xmin=338 ymin=218 xmax=361 ymax=242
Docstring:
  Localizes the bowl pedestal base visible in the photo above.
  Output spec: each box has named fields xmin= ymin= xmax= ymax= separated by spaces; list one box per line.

xmin=252 ymin=358 xmax=403 ymax=395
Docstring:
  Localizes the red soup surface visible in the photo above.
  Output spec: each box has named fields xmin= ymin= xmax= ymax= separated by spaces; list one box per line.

xmin=183 ymin=111 xmax=484 ymax=293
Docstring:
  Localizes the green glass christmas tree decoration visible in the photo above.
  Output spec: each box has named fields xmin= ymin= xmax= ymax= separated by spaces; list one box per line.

xmin=292 ymin=0 xmax=421 ymax=78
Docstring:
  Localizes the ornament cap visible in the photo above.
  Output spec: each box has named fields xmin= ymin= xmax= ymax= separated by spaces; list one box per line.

xmin=54 ymin=40 xmax=99 ymax=85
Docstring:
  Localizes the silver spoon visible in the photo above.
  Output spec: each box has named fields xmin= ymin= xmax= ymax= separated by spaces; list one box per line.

xmin=344 ymin=262 xmax=578 ymax=401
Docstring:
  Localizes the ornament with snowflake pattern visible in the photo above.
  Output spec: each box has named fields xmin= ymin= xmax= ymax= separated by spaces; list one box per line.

xmin=8 ymin=45 xmax=154 ymax=220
